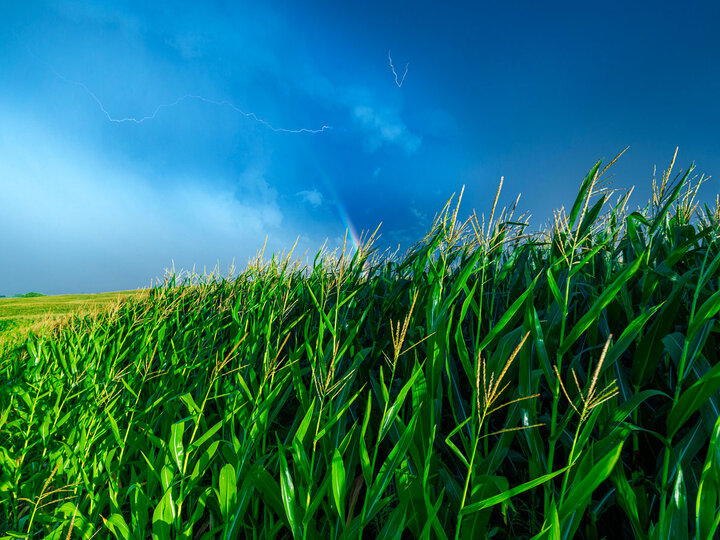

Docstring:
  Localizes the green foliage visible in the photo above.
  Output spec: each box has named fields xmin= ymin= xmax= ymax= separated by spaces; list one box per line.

xmin=1 ymin=152 xmax=719 ymax=538
xmin=0 ymin=290 xmax=142 ymax=352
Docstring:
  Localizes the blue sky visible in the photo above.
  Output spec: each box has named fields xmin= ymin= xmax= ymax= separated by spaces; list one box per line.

xmin=1 ymin=1 xmax=718 ymax=295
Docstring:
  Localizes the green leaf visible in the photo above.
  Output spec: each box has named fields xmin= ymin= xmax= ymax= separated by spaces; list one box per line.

xmin=460 ymin=465 xmax=569 ymax=516
xmin=365 ymin=412 xmax=419 ymax=523
xmin=249 ymin=466 xmax=286 ymax=525
xmin=559 ymin=256 xmax=643 ymax=357
xmin=696 ymin=414 xmax=720 ymax=540
xmin=102 ymin=514 xmax=131 ymax=540
xmin=660 ymin=467 xmax=689 ymax=540
xmin=130 ymin=482 xmax=149 ymax=533
xmin=106 ymin=410 xmax=123 ymax=448
xmin=568 ymin=160 xmax=602 ymax=230
xmin=152 ymin=487 xmax=176 ymax=540
xmin=55 ymin=502 xmax=95 ymax=539
xmin=160 ymin=465 xmax=174 ymax=493
xmin=438 ymin=249 xmax=484 ymax=318
xmin=529 ymin=304 xmax=554 ymax=388
xmin=179 ymin=393 xmax=201 ymax=417
xmin=291 ymin=439 xmax=312 ymax=486
xmin=603 ymin=304 xmax=663 ymax=372
xmin=185 ymin=488 xmax=213 ymax=538
xmin=225 ymin=476 xmax=255 ymax=537
xmin=419 ymin=491 xmax=447 ymax=540
xmin=380 ymin=366 xmax=423 ymax=441
xmin=649 ymin=166 xmax=693 ymax=236
xmin=546 ymin=268 xmax=565 ymax=311
xmin=304 ymin=284 xmax=337 ymax=339
xmin=303 ymin=473 xmax=332 ymax=529
xmin=568 ymin=240 xmax=609 ymax=278
xmin=547 ymin=498 xmax=561 ymax=540
xmin=612 ymin=462 xmax=647 ymax=540
xmin=190 ymin=440 xmax=220 ymax=483
xmin=375 ymin=505 xmax=407 ymax=540
xmin=277 ymin=437 xmax=301 ymax=538
xmin=667 ymin=360 xmax=720 ymax=438
xmin=688 ymin=288 xmax=720 ymax=339
xmin=188 ymin=420 xmax=223 ymax=451
xmin=292 ymin=397 xmax=315 ymax=447
xmin=331 ymin=448 xmax=347 ymax=519
xmin=217 ymin=463 xmax=237 ymax=521
xmin=602 ymin=390 xmax=668 ymax=438
xmin=575 ymin=194 xmax=610 ymax=249
xmin=359 ymin=432 xmax=373 ymax=489
xmin=313 ymin=389 xmax=361 ymax=443
xmin=559 ymin=442 xmax=623 ymax=521
xmin=170 ymin=421 xmax=185 ymax=474
xmin=632 ymin=273 xmax=690 ymax=386
xmin=478 ymin=275 xmax=539 ymax=352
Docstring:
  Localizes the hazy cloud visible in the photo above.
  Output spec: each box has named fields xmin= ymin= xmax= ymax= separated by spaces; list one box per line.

xmin=0 ymin=110 xmax=292 ymax=294
xmin=353 ymin=105 xmax=422 ymax=154
xmin=410 ymin=205 xmax=427 ymax=223
xmin=297 ymin=188 xmax=324 ymax=208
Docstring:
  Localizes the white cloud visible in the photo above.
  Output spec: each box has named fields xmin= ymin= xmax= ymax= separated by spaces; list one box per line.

xmin=353 ymin=105 xmax=422 ymax=154
xmin=297 ymin=188 xmax=324 ymax=208
xmin=0 ymin=109 xmax=295 ymax=293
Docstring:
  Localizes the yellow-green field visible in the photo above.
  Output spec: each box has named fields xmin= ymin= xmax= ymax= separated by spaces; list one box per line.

xmin=0 ymin=290 xmax=146 ymax=347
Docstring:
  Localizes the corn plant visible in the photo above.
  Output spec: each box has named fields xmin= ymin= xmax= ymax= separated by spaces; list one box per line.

xmin=1 ymin=151 xmax=719 ymax=539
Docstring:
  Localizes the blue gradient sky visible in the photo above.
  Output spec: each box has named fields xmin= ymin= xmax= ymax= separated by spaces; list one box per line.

xmin=2 ymin=1 xmax=718 ymax=295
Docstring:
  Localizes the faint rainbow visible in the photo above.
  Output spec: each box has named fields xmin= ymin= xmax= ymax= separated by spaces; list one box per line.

xmin=305 ymin=156 xmax=362 ymax=252
xmin=336 ymin=202 xmax=362 ymax=252
xmin=298 ymin=139 xmax=362 ymax=251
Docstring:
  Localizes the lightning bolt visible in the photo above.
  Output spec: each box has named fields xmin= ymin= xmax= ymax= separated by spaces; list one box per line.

xmin=388 ymin=50 xmax=409 ymax=88
xmin=48 ymin=66 xmax=331 ymax=133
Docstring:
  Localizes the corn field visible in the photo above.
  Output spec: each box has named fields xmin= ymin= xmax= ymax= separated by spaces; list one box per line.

xmin=2 ymin=152 xmax=720 ymax=539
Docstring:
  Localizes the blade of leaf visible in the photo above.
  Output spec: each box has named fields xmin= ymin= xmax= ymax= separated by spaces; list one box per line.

xmin=332 ymin=448 xmax=347 ymax=520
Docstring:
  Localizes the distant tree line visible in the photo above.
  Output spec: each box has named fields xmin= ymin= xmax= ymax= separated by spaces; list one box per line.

xmin=0 ymin=292 xmax=46 ymax=298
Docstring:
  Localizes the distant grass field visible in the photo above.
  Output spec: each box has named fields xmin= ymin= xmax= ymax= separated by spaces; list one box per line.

xmin=0 ymin=290 xmax=146 ymax=347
